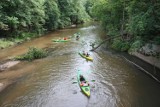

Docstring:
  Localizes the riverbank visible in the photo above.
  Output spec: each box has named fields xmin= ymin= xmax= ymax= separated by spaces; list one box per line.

xmin=0 ymin=25 xmax=78 ymax=49
xmin=127 ymin=43 xmax=160 ymax=82
xmin=132 ymin=52 xmax=160 ymax=69
xmin=131 ymin=43 xmax=160 ymax=69
xmin=0 ymin=23 xmax=79 ymax=93
xmin=102 ymin=41 xmax=160 ymax=81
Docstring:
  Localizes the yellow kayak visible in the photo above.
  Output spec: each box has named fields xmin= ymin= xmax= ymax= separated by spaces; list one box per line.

xmin=79 ymin=52 xmax=93 ymax=61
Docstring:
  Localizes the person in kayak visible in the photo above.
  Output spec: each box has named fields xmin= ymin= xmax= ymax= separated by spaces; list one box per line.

xmin=80 ymin=75 xmax=85 ymax=81
xmin=76 ymin=35 xmax=80 ymax=40
xmin=76 ymin=37 xmax=79 ymax=40
xmin=86 ymin=52 xmax=90 ymax=57
xmin=83 ymin=51 xmax=86 ymax=56
xmin=80 ymin=75 xmax=89 ymax=86
xmin=64 ymin=37 xmax=67 ymax=40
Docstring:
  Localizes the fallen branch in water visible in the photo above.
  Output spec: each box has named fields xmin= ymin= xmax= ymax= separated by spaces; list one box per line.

xmin=90 ymin=35 xmax=121 ymax=51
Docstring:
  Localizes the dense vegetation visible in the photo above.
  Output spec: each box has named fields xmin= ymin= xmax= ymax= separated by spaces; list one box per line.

xmin=15 ymin=47 xmax=48 ymax=61
xmin=91 ymin=0 xmax=160 ymax=52
xmin=0 ymin=0 xmax=90 ymax=48
xmin=0 ymin=0 xmax=159 ymax=55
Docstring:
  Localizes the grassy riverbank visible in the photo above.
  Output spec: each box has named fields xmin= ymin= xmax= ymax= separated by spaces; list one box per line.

xmin=0 ymin=33 xmax=37 ymax=49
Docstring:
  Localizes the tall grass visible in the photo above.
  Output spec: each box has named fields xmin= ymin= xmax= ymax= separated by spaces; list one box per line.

xmin=0 ymin=39 xmax=14 ymax=49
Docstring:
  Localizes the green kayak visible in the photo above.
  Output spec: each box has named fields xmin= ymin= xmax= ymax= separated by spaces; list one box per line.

xmin=77 ymin=70 xmax=90 ymax=97
xmin=52 ymin=39 xmax=70 ymax=42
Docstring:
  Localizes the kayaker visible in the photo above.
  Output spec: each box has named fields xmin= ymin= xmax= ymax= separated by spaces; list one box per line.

xmin=64 ymin=37 xmax=67 ymax=40
xmin=80 ymin=75 xmax=89 ymax=86
xmin=81 ymin=82 xmax=89 ymax=86
xmin=83 ymin=51 xmax=86 ymax=56
xmin=76 ymin=35 xmax=79 ymax=39
xmin=86 ymin=52 xmax=90 ymax=57
xmin=80 ymin=75 xmax=85 ymax=82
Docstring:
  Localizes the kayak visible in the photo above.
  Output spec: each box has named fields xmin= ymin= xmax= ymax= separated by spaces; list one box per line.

xmin=76 ymin=37 xmax=80 ymax=40
xmin=52 ymin=39 xmax=70 ymax=42
xmin=79 ymin=52 xmax=93 ymax=61
xmin=77 ymin=70 xmax=90 ymax=97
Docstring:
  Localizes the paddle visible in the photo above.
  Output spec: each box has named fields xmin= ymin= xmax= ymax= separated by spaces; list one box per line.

xmin=73 ymin=69 xmax=95 ymax=84
xmin=72 ymin=81 xmax=78 ymax=84
xmin=72 ymin=80 xmax=95 ymax=84
xmin=91 ymin=80 xmax=95 ymax=82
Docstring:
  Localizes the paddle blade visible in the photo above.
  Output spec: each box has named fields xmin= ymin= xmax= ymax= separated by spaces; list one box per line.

xmin=72 ymin=81 xmax=78 ymax=84
xmin=91 ymin=80 xmax=95 ymax=82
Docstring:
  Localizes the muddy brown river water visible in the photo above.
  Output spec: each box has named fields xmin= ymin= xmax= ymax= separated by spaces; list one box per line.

xmin=0 ymin=23 xmax=160 ymax=107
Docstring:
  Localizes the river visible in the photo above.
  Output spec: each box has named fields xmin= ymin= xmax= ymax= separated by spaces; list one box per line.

xmin=0 ymin=23 xmax=160 ymax=107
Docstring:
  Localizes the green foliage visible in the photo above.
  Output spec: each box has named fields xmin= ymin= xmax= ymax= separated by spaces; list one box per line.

xmin=0 ymin=0 xmax=46 ymax=35
xmin=0 ymin=32 xmax=37 ymax=49
xmin=6 ymin=16 xmax=19 ymax=30
xmin=111 ymin=38 xmax=130 ymax=52
xmin=0 ymin=0 xmax=91 ymax=49
xmin=0 ymin=39 xmax=14 ymax=49
xmin=92 ymin=0 xmax=160 ymax=52
xmin=129 ymin=39 xmax=143 ymax=52
xmin=15 ymin=47 xmax=48 ymax=61
xmin=84 ymin=0 xmax=94 ymax=17
xmin=111 ymin=39 xmax=122 ymax=51
xmin=121 ymin=42 xmax=130 ymax=52
xmin=44 ymin=0 xmax=60 ymax=30
xmin=0 ymin=0 xmax=90 ymax=38
xmin=57 ymin=0 xmax=90 ymax=27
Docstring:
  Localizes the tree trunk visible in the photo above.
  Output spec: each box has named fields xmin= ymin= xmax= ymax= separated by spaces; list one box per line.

xmin=121 ymin=1 xmax=125 ymax=38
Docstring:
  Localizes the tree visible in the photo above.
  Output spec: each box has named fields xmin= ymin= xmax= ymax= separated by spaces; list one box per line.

xmin=44 ymin=0 xmax=60 ymax=30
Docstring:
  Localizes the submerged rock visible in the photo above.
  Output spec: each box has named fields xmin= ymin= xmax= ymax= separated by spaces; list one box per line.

xmin=0 ymin=61 xmax=20 ymax=71
xmin=0 ymin=83 xmax=4 ymax=91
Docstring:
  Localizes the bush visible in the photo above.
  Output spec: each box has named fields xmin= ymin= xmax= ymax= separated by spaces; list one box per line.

xmin=111 ymin=39 xmax=122 ymax=51
xmin=129 ymin=39 xmax=143 ymax=52
xmin=0 ymin=39 xmax=14 ymax=49
xmin=15 ymin=47 xmax=48 ymax=61
xmin=111 ymin=38 xmax=130 ymax=52
xmin=121 ymin=42 xmax=130 ymax=52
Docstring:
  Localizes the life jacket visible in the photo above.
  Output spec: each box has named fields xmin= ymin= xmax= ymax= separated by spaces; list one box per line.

xmin=64 ymin=37 xmax=67 ymax=40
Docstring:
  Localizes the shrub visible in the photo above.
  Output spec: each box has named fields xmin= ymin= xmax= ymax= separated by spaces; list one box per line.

xmin=121 ymin=42 xmax=130 ymax=52
xmin=0 ymin=39 xmax=14 ymax=49
xmin=129 ymin=39 xmax=143 ymax=52
xmin=111 ymin=39 xmax=122 ymax=51
xmin=15 ymin=47 xmax=48 ymax=61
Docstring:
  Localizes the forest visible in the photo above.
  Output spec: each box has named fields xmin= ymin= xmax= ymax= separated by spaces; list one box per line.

xmin=91 ymin=0 xmax=160 ymax=53
xmin=0 ymin=0 xmax=160 ymax=53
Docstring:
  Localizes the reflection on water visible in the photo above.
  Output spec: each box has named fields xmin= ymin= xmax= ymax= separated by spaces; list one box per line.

xmin=0 ymin=23 xmax=160 ymax=107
